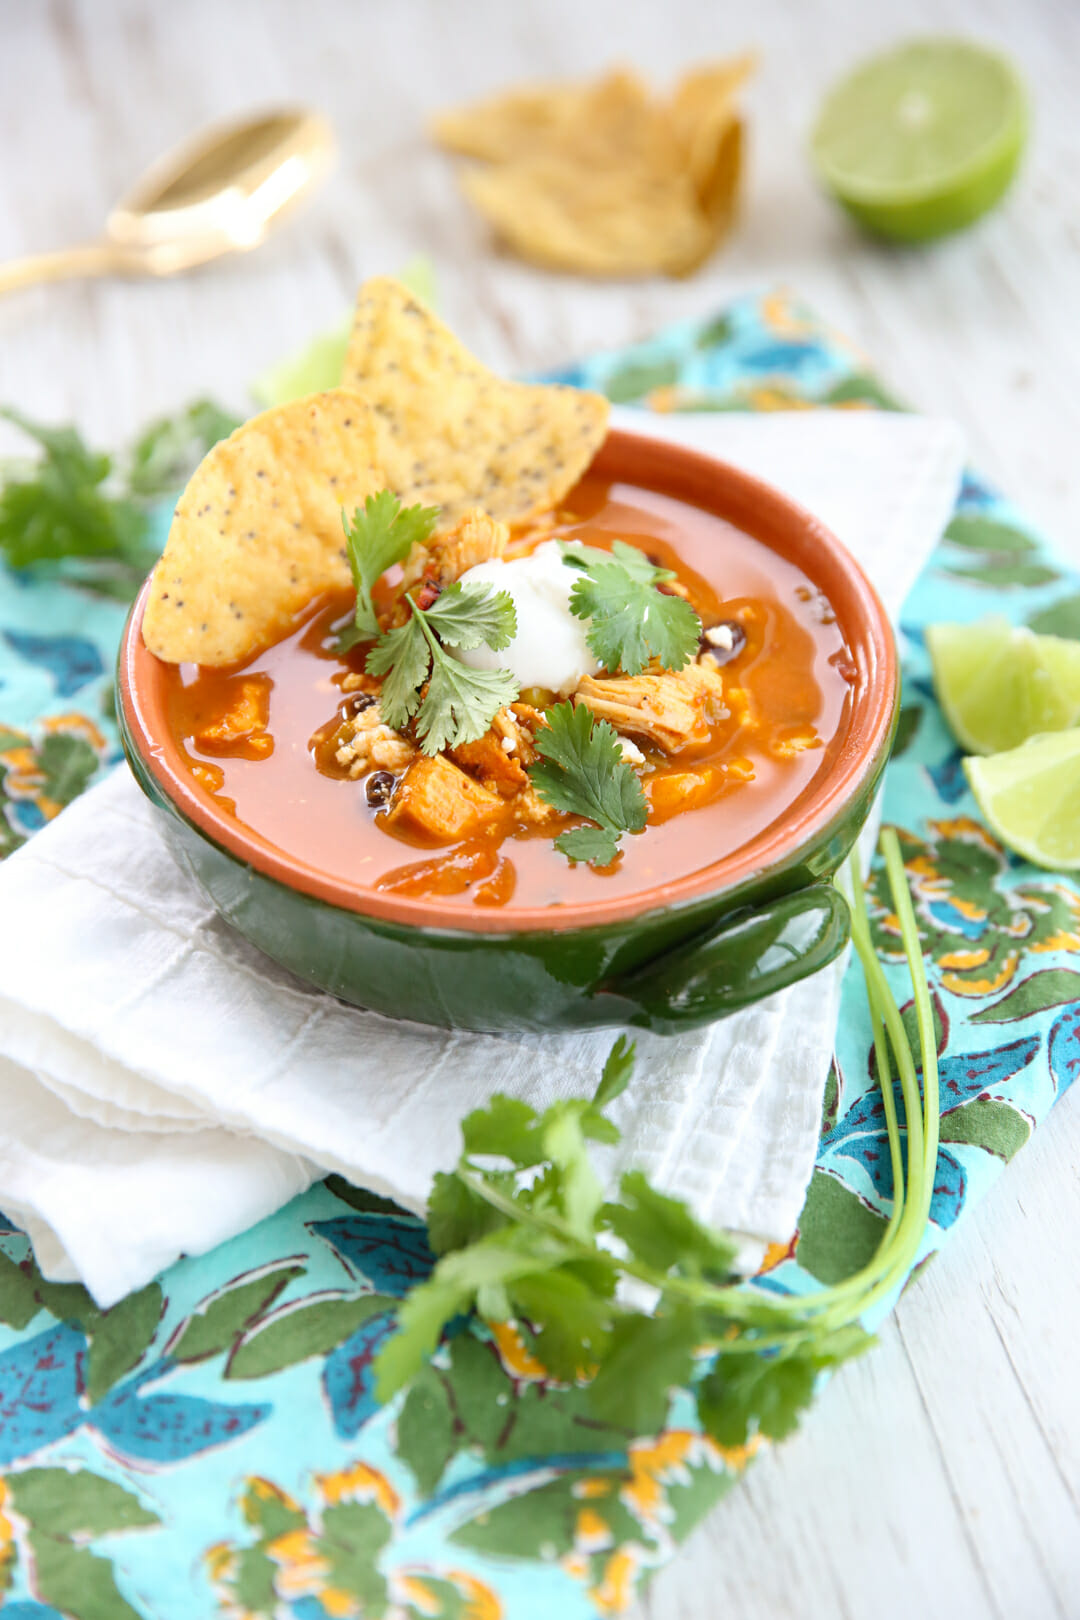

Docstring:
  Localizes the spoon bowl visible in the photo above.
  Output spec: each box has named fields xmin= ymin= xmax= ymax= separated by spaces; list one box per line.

xmin=0 ymin=108 xmax=336 ymax=295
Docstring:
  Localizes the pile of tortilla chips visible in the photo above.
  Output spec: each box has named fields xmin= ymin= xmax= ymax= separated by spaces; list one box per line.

xmin=143 ymin=277 xmax=609 ymax=667
xmin=432 ymin=58 xmax=754 ymax=278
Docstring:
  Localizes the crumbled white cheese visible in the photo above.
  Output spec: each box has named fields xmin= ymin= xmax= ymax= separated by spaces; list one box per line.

xmin=452 ymin=540 xmax=602 ymax=696
xmin=617 ymin=736 xmax=646 ymax=766
xmin=705 ymin=623 xmax=735 ymax=650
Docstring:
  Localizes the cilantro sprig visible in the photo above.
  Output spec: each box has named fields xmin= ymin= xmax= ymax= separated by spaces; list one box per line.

xmin=339 ymin=489 xmax=441 ymax=649
xmin=562 ymin=539 xmax=701 ymax=676
xmin=0 ymin=400 xmax=237 ymax=600
xmin=527 ymin=701 xmax=647 ymax=867
xmin=367 ymin=580 xmax=519 ymax=754
xmin=374 ymin=829 xmax=940 ymax=1455
xmin=0 ymin=409 xmax=154 ymax=594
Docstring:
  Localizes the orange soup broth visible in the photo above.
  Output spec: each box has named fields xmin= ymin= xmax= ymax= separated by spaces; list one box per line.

xmin=164 ymin=478 xmax=856 ymax=911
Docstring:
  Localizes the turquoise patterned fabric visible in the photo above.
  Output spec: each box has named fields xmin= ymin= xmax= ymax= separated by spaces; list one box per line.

xmin=1 ymin=292 xmax=1078 ymax=1620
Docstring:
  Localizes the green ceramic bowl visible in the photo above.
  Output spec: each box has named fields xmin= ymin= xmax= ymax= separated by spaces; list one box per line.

xmin=118 ymin=429 xmax=898 ymax=1036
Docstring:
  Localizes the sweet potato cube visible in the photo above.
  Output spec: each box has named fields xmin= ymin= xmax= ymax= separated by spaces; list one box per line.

xmin=450 ymin=728 xmax=528 ymax=797
xmin=195 ymin=677 xmax=273 ymax=758
xmin=385 ymin=754 xmax=504 ymax=842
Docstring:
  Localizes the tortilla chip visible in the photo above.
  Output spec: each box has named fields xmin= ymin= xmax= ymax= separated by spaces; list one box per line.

xmin=461 ymin=158 xmax=711 ymax=278
xmin=143 ymin=392 xmax=383 ymax=666
xmin=432 ymin=58 xmax=751 ymax=280
xmin=342 ymin=276 xmax=609 ymax=529
xmin=669 ymin=55 xmax=755 ymax=195
xmin=431 ymin=80 xmax=586 ymax=161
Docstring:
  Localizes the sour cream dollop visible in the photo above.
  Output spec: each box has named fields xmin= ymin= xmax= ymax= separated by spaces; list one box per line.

xmin=453 ymin=540 xmax=601 ymax=696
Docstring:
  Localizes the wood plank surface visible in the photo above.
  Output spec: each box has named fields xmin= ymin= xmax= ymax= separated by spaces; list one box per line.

xmin=1 ymin=2 xmax=1078 ymax=1615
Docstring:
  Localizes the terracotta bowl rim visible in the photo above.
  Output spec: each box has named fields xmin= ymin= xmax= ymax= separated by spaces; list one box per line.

xmin=118 ymin=427 xmax=898 ymax=937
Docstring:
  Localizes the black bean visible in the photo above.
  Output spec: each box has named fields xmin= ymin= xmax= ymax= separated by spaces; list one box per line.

xmin=345 ymin=692 xmax=377 ymax=716
xmin=365 ymin=770 xmax=396 ymax=807
xmin=699 ymin=620 xmax=747 ymax=665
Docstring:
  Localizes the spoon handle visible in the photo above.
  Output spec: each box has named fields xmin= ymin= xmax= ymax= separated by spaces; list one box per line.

xmin=0 ymin=240 xmax=121 ymax=296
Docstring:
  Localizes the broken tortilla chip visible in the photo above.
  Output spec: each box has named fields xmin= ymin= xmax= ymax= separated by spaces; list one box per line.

xmin=669 ymin=54 xmax=755 ymax=196
xmin=143 ymin=391 xmax=383 ymax=666
xmin=432 ymin=57 xmax=751 ymax=279
xmin=431 ymin=80 xmax=586 ymax=162
xmin=461 ymin=157 xmax=712 ymax=278
xmin=342 ymin=276 xmax=609 ymax=530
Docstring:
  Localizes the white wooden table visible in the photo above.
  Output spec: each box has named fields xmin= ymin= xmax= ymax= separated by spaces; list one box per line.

xmin=3 ymin=2 xmax=1079 ymax=1615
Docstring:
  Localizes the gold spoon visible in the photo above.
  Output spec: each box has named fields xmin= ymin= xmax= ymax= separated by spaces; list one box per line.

xmin=0 ymin=107 xmax=336 ymax=297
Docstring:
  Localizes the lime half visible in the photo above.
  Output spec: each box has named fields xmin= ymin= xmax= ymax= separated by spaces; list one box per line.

xmin=811 ymin=38 xmax=1027 ymax=241
xmin=927 ymin=617 xmax=1080 ymax=755
xmin=966 ymin=732 xmax=1080 ymax=870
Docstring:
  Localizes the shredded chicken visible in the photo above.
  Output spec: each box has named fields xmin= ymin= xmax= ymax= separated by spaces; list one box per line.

xmin=385 ymin=754 xmax=505 ymax=842
xmin=397 ymin=506 xmax=510 ymax=602
xmin=450 ymin=707 xmax=535 ymax=797
xmin=574 ymin=661 xmax=726 ymax=752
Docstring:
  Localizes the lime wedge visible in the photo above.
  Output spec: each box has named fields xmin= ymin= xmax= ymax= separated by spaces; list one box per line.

xmin=811 ymin=39 xmax=1027 ymax=241
xmin=927 ymin=617 xmax=1080 ymax=755
xmin=965 ymin=732 xmax=1080 ymax=870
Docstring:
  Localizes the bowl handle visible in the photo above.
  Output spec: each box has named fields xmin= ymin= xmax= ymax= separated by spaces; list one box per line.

xmin=608 ymin=883 xmax=850 ymax=1034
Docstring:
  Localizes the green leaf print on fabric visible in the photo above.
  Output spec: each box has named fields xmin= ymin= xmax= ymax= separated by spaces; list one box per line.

xmin=323 ymin=1175 xmax=417 ymax=1219
xmin=602 ymin=357 xmax=682 ymax=403
xmin=226 ymin=1292 xmax=395 ymax=1380
xmin=970 ymin=967 xmax=1080 ymax=1024
xmin=34 ymin=734 xmax=99 ymax=807
xmin=451 ymin=1468 xmax=636 ymax=1562
xmin=0 ymin=1252 xmax=40 ymax=1329
xmin=0 ymin=1255 xmax=163 ymax=1402
xmin=944 ymin=514 xmax=1038 ymax=554
xmin=317 ymin=1499 xmax=392 ymax=1614
xmin=8 ymin=1468 xmax=160 ymax=1537
xmin=83 ymin=1287 xmax=164 ymax=1405
xmin=867 ymin=819 xmax=1080 ymax=1000
xmin=166 ymin=1258 xmax=306 ymax=1364
xmin=795 ymin=1171 xmax=889 ymax=1285
xmin=1028 ymin=592 xmax=1080 ymax=640
xmin=822 ymin=374 xmax=902 ymax=410
xmin=3 ymin=1469 xmax=160 ymax=1620
xmin=939 ymin=1098 xmax=1032 ymax=1161
xmin=890 ymin=704 xmax=923 ymax=758
xmin=26 ymin=1532 xmax=145 ymax=1620
xmin=395 ymin=1333 xmax=635 ymax=1499
xmin=944 ymin=560 xmax=1061 ymax=589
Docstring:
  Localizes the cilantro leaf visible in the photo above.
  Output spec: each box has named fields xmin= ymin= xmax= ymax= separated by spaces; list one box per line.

xmin=569 ymin=558 xmax=701 ymax=676
xmin=417 ymin=654 xmax=518 ymax=755
xmin=344 ymin=490 xmax=440 ymax=641
xmin=559 ymin=538 xmax=673 ymax=584
xmin=555 ymin=825 xmax=620 ymax=866
xmin=602 ymin=1171 xmax=738 ymax=1282
xmin=0 ymin=408 xmax=152 ymax=583
xmin=593 ymin=1036 xmax=636 ymax=1110
xmin=365 ymin=615 xmax=429 ymax=729
xmin=462 ymin=1095 xmax=547 ymax=1166
xmin=364 ymin=580 xmax=519 ymax=753
xmin=587 ymin=1305 xmax=702 ymax=1432
xmin=373 ymin=1280 xmax=468 ymax=1401
xmin=698 ymin=1352 xmax=818 ymax=1447
xmin=126 ymin=399 xmax=240 ymax=498
xmin=427 ymin=1170 xmax=511 ymax=1256
xmin=528 ymin=701 xmax=647 ymax=867
xmin=425 ymin=581 xmax=516 ymax=650
xmin=511 ymin=1270 xmax=615 ymax=1380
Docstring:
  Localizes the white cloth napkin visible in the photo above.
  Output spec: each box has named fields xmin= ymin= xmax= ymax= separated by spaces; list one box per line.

xmin=0 ymin=411 xmax=964 ymax=1306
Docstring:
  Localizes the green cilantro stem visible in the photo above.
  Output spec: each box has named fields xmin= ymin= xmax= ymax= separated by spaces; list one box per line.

xmin=375 ymin=827 xmax=942 ymax=1443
